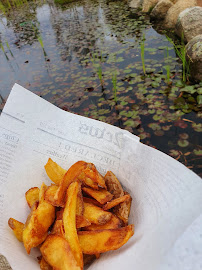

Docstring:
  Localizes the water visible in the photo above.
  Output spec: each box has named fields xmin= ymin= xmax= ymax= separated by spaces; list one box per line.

xmin=0 ymin=0 xmax=201 ymax=176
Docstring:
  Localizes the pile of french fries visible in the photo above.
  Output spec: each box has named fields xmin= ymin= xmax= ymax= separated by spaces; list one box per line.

xmin=8 ymin=158 xmax=134 ymax=270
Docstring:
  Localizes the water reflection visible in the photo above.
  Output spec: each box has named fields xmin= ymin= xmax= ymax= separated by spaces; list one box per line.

xmin=0 ymin=0 xmax=201 ymax=176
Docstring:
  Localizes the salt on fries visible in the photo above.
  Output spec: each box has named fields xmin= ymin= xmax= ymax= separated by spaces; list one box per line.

xmin=8 ymin=158 xmax=134 ymax=270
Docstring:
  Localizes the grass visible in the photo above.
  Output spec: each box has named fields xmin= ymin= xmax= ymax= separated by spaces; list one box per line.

xmin=166 ymin=34 xmax=190 ymax=83
xmin=140 ymin=34 xmax=146 ymax=75
xmin=0 ymin=2 xmax=6 ymax=13
xmin=0 ymin=0 xmax=27 ymax=9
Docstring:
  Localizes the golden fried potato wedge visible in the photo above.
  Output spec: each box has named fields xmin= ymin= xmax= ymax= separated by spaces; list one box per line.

xmin=78 ymin=225 xmax=134 ymax=254
xmin=83 ymin=202 xmax=112 ymax=225
xmin=76 ymin=184 xmax=84 ymax=216
xmin=82 ymin=163 xmax=106 ymax=189
xmin=39 ymin=182 xmax=48 ymax=202
xmin=104 ymin=172 xmax=132 ymax=225
xmin=82 ymin=187 xmax=113 ymax=204
xmin=103 ymin=194 xmax=131 ymax=211
xmin=25 ymin=187 xmax=39 ymax=208
xmin=23 ymin=183 xmax=55 ymax=254
xmin=44 ymin=185 xmax=60 ymax=207
xmin=54 ymin=161 xmax=87 ymax=206
xmin=39 ymin=257 xmax=53 ymax=270
xmin=113 ymin=192 xmax=132 ymax=226
xmin=57 ymin=209 xmax=91 ymax=229
xmin=76 ymin=215 xmax=91 ymax=229
xmin=51 ymin=220 xmax=64 ymax=237
xmin=8 ymin=218 xmax=24 ymax=242
xmin=63 ymin=182 xmax=83 ymax=269
xmin=104 ymin=171 xmax=124 ymax=198
xmin=40 ymin=235 xmax=80 ymax=270
xmin=83 ymin=197 xmax=103 ymax=208
xmin=83 ymin=214 xmax=120 ymax=231
xmin=44 ymin=158 xmax=66 ymax=185
xmin=78 ymin=172 xmax=99 ymax=190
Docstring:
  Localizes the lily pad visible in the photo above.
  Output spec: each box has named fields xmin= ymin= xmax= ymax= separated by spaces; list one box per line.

xmin=178 ymin=139 xmax=189 ymax=147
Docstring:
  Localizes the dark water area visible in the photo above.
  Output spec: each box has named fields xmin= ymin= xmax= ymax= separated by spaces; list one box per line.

xmin=0 ymin=0 xmax=201 ymax=176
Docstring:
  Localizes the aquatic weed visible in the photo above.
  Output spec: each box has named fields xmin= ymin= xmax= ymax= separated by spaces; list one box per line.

xmin=140 ymin=34 xmax=146 ymax=75
xmin=166 ymin=34 xmax=190 ymax=83
xmin=164 ymin=47 xmax=171 ymax=85
xmin=112 ymin=71 xmax=117 ymax=103
xmin=0 ymin=42 xmax=9 ymax=60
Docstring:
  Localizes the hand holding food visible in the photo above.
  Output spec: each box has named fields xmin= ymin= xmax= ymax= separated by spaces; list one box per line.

xmin=8 ymin=158 xmax=134 ymax=269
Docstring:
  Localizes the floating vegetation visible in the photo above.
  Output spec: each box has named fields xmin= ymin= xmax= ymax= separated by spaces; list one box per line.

xmin=0 ymin=0 xmax=201 ymax=176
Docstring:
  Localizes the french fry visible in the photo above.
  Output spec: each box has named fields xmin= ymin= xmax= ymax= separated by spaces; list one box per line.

xmin=39 ymin=183 xmax=48 ymax=202
xmin=83 ymin=197 xmax=103 ymax=208
xmin=57 ymin=209 xmax=91 ymax=229
xmin=8 ymin=159 xmax=135 ymax=269
xmin=76 ymin=184 xmax=84 ymax=216
xmin=76 ymin=215 xmax=91 ymax=229
xmin=23 ymin=183 xmax=55 ymax=254
xmin=63 ymin=182 xmax=83 ymax=269
xmin=54 ymin=161 xmax=87 ymax=206
xmin=51 ymin=220 xmax=64 ymax=237
xmin=113 ymin=192 xmax=132 ymax=226
xmin=104 ymin=172 xmax=132 ymax=225
xmin=44 ymin=185 xmax=59 ymax=207
xmin=83 ymin=202 xmax=112 ymax=225
xmin=103 ymin=194 xmax=131 ymax=211
xmin=78 ymin=225 xmax=134 ymax=254
xmin=39 ymin=257 xmax=53 ymax=270
xmin=44 ymin=158 xmax=66 ymax=185
xmin=25 ymin=187 xmax=39 ymax=208
xmin=82 ymin=163 xmax=106 ymax=189
xmin=40 ymin=235 xmax=80 ymax=270
xmin=78 ymin=172 xmax=99 ymax=190
xmin=8 ymin=218 xmax=24 ymax=242
xmin=82 ymin=187 xmax=113 ymax=204
xmin=104 ymin=171 xmax=124 ymax=198
xmin=83 ymin=214 xmax=120 ymax=231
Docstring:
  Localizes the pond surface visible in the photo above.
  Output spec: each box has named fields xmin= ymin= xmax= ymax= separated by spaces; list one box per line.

xmin=0 ymin=0 xmax=201 ymax=176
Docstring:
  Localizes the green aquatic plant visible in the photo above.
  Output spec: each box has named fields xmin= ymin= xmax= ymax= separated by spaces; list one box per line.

xmin=91 ymin=51 xmax=104 ymax=86
xmin=97 ymin=66 xmax=103 ymax=85
xmin=32 ymin=23 xmax=48 ymax=58
xmin=5 ymin=0 xmax=11 ymax=8
xmin=140 ymin=34 xmax=146 ymax=75
xmin=5 ymin=40 xmax=14 ymax=57
xmin=166 ymin=34 xmax=190 ymax=83
xmin=112 ymin=72 xmax=117 ymax=103
xmin=0 ymin=43 xmax=9 ymax=60
xmin=0 ymin=2 xmax=6 ymax=13
xmin=164 ymin=47 xmax=171 ymax=84
xmin=37 ymin=34 xmax=44 ymax=49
